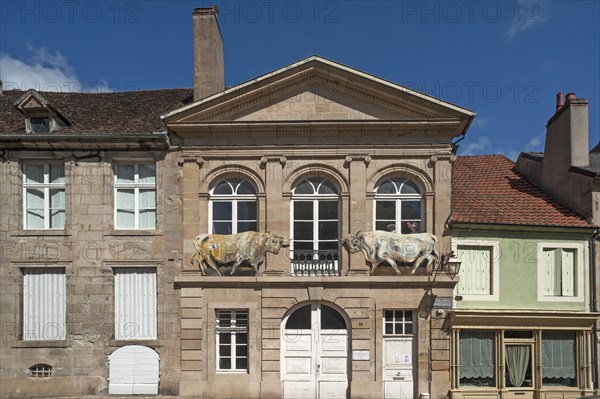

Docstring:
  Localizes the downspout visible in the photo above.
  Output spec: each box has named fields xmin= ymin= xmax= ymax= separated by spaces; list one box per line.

xmin=586 ymin=228 xmax=599 ymax=392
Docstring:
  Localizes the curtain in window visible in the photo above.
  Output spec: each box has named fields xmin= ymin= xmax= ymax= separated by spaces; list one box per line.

xmin=460 ymin=330 xmax=494 ymax=379
xmin=542 ymin=331 xmax=576 ymax=379
xmin=116 ymin=189 xmax=135 ymax=228
xmin=506 ymin=345 xmax=530 ymax=387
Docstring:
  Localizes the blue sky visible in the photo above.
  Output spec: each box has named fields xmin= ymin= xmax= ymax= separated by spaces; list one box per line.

xmin=1 ymin=0 xmax=598 ymax=158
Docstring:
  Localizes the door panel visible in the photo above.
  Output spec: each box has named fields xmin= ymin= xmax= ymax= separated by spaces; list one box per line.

xmin=282 ymin=304 xmax=348 ymax=399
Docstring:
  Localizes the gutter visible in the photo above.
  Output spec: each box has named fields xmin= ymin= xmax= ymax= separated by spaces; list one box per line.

xmin=592 ymin=230 xmax=599 ymax=393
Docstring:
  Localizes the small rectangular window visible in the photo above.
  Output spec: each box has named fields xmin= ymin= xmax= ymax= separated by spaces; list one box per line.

xmin=384 ymin=310 xmax=413 ymax=335
xmin=216 ymin=310 xmax=248 ymax=372
xmin=23 ymin=164 xmax=65 ymax=229
xmin=114 ymin=164 xmax=156 ymax=229
xmin=30 ymin=117 xmax=50 ymax=133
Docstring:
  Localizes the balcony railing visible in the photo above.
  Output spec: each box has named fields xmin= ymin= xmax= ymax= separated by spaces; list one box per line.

xmin=291 ymin=250 xmax=340 ymax=276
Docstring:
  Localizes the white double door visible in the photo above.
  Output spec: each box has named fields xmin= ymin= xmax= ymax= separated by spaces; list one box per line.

xmin=282 ymin=303 xmax=349 ymax=399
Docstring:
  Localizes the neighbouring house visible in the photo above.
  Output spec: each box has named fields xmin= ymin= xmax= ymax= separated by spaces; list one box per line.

xmin=515 ymin=92 xmax=600 ymax=394
xmin=449 ymin=155 xmax=598 ymax=398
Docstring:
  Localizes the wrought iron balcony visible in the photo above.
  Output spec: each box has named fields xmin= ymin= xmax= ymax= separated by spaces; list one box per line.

xmin=291 ymin=250 xmax=340 ymax=276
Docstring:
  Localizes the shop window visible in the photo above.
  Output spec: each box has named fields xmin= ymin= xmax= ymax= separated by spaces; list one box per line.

xmin=542 ymin=331 xmax=576 ymax=387
xmin=216 ymin=310 xmax=248 ymax=372
xmin=459 ymin=330 xmax=495 ymax=387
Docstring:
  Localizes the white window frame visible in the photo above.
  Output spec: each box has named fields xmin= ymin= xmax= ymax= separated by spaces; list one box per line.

xmin=208 ymin=178 xmax=258 ymax=234
xmin=114 ymin=163 xmax=156 ymax=230
xmin=22 ymin=163 xmax=65 ymax=229
xmin=452 ymin=240 xmax=500 ymax=301
xmin=215 ymin=309 xmax=249 ymax=373
xmin=113 ymin=267 xmax=157 ymax=340
xmin=373 ymin=177 xmax=423 ymax=234
xmin=22 ymin=268 xmax=66 ymax=341
xmin=383 ymin=310 xmax=414 ymax=336
xmin=537 ymin=242 xmax=585 ymax=303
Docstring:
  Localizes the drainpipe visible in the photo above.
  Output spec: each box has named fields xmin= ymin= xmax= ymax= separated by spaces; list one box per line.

xmin=589 ymin=230 xmax=599 ymax=393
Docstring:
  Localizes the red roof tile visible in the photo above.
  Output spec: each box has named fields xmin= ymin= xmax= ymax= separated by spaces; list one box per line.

xmin=452 ymin=155 xmax=594 ymax=228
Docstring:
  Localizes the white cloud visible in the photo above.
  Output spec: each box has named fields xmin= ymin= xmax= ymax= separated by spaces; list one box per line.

xmin=506 ymin=0 xmax=549 ymax=40
xmin=525 ymin=134 xmax=544 ymax=151
xmin=472 ymin=116 xmax=489 ymax=129
xmin=460 ymin=136 xmax=492 ymax=156
xmin=0 ymin=42 xmax=111 ymax=92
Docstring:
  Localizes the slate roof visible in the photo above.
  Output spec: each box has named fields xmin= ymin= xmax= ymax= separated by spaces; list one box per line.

xmin=452 ymin=155 xmax=594 ymax=228
xmin=0 ymin=88 xmax=193 ymax=134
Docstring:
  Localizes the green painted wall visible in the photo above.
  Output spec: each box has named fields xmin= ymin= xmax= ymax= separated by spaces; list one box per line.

xmin=452 ymin=227 xmax=590 ymax=311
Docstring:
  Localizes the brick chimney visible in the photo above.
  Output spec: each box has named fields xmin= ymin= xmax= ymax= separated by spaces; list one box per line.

xmin=544 ymin=91 xmax=589 ymax=169
xmin=192 ymin=6 xmax=224 ymax=101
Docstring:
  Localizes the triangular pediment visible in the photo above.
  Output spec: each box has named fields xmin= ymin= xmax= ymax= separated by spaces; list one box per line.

xmin=162 ymin=56 xmax=475 ymax=134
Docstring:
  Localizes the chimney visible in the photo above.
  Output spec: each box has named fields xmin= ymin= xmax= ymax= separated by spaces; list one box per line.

xmin=556 ymin=92 xmax=564 ymax=111
xmin=545 ymin=92 xmax=589 ymax=169
xmin=193 ymin=6 xmax=224 ymax=101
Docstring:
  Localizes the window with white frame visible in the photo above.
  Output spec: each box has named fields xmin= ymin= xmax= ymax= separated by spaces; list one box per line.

xmin=374 ymin=177 xmax=422 ymax=234
xmin=209 ymin=178 xmax=257 ymax=234
xmin=291 ymin=177 xmax=340 ymax=260
xmin=114 ymin=268 xmax=157 ymax=340
xmin=537 ymin=242 xmax=585 ymax=302
xmin=453 ymin=240 xmax=500 ymax=301
xmin=384 ymin=310 xmax=413 ymax=335
xmin=23 ymin=164 xmax=65 ymax=229
xmin=541 ymin=247 xmax=576 ymax=297
xmin=22 ymin=268 xmax=66 ymax=341
xmin=216 ymin=310 xmax=248 ymax=372
xmin=114 ymin=164 xmax=156 ymax=229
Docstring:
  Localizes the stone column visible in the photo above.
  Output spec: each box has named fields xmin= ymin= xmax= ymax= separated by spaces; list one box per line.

xmin=262 ymin=156 xmax=288 ymax=275
xmin=181 ymin=157 xmax=203 ymax=271
xmin=346 ymin=155 xmax=371 ymax=275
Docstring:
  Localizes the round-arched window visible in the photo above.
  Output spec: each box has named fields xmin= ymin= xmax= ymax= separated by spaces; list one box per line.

xmin=291 ymin=177 xmax=340 ymax=275
xmin=374 ymin=177 xmax=422 ymax=234
xmin=209 ymin=178 xmax=257 ymax=234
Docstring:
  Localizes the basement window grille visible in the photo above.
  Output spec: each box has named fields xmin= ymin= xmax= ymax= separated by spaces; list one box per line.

xmin=30 ymin=364 xmax=52 ymax=377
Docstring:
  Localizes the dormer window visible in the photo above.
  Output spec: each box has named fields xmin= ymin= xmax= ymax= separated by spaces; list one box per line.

xmin=29 ymin=117 xmax=51 ymax=133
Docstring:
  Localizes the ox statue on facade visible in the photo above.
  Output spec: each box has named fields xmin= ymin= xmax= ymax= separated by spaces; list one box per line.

xmin=191 ymin=231 xmax=285 ymax=276
xmin=343 ymin=230 xmax=439 ymax=275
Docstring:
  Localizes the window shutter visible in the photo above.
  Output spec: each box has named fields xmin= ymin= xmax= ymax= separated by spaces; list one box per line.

xmin=114 ymin=268 xmax=157 ymax=340
xmin=457 ymin=246 xmax=491 ymax=295
xmin=543 ymin=249 xmax=557 ymax=295
xmin=561 ymin=249 xmax=575 ymax=296
xmin=23 ymin=269 xmax=66 ymax=340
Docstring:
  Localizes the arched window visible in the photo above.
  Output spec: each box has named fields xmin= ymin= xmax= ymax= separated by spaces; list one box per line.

xmin=374 ymin=177 xmax=422 ymax=234
xmin=209 ymin=178 xmax=257 ymax=234
xmin=291 ymin=177 xmax=340 ymax=275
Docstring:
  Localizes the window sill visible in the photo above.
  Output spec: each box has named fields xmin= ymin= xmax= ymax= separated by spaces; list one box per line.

xmin=11 ymin=230 xmax=71 ymax=237
xmin=108 ymin=339 xmax=160 ymax=347
xmin=12 ymin=340 xmax=69 ymax=348
xmin=104 ymin=230 xmax=162 ymax=237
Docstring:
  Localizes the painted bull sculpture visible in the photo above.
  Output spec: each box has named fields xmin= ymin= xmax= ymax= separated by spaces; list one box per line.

xmin=343 ymin=230 xmax=439 ymax=274
xmin=191 ymin=231 xmax=285 ymax=276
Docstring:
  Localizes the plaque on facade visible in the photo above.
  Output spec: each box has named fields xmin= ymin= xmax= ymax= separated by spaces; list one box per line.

xmin=433 ymin=296 xmax=453 ymax=309
xmin=352 ymin=350 xmax=370 ymax=361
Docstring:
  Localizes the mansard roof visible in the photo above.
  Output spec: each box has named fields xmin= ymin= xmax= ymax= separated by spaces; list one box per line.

xmin=452 ymin=155 xmax=594 ymax=228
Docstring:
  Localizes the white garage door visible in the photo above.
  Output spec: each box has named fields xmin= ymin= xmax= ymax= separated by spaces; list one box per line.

xmin=109 ymin=345 xmax=159 ymax=395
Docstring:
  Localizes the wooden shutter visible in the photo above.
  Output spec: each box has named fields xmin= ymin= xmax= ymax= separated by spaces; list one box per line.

xmin=457 ymin=246 xmax=491 ymax=295
xmin=114 ymin=268 xmax=157 ymax=340
xmin=23 ymin=269 xmax=66 ymax=340
xmin=543 ymin=248 xmax=558 ymax=296
xmin=561 ymin=249 xmax=575 ymax=296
